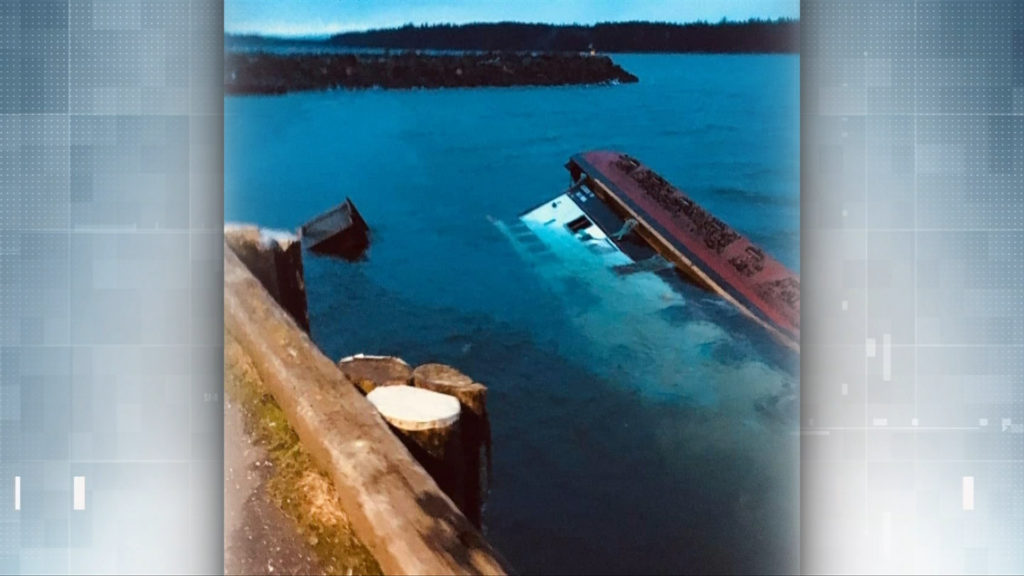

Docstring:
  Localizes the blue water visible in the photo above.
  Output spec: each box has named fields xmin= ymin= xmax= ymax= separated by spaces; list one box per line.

xmin=226 ymin=54 xmax=799 ymax=574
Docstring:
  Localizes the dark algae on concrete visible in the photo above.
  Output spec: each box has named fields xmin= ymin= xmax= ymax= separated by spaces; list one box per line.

xmin=225 ymin=51 xmax=638 ymax=95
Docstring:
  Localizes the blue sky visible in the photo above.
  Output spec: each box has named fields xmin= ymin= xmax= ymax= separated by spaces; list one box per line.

xmin=226 ymin=0 xmax=799 ymax=37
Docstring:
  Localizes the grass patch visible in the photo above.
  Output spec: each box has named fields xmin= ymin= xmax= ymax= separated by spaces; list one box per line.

xmin=225 ymin=331 xmax=382 ymax=575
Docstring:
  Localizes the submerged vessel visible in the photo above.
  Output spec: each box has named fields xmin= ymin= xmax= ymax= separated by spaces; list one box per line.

xmin=520 ymin=151 xmax=800 ymax=351
xmin=300 ymin=198 xmax=370 ymax=260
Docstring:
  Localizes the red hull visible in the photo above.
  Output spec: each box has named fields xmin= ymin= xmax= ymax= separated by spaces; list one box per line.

xmin=569 ymin=151 xmax=800 ymax=349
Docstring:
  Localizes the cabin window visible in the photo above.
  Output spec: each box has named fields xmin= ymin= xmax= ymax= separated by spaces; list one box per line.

xmin=566 ymin=215 xmax=593 ymax=233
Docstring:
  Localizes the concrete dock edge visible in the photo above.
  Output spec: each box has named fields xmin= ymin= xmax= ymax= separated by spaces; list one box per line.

xmin=224 ymin=244 xmax=510 ymax=575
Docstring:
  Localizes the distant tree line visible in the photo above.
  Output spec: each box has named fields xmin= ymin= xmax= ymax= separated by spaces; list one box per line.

xmin=323 ymin=20 xmax=798 ymax=53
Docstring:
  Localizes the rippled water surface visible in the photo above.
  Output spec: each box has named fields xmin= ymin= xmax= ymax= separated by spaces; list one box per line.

xmin=226 ymin=53 xmax=799 ymax=574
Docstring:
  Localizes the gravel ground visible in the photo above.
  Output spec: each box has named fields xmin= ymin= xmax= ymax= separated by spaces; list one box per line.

xmin=224 ymin=392 xmax=324 ymax=576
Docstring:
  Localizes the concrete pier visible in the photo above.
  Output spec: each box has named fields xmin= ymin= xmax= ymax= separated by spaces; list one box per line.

xmin=225 ymin=243 xmax=509 ymax=575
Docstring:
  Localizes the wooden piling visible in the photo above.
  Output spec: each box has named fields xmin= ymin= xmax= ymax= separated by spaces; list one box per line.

xmin=338 ymin=354 xmax=413 ymax=394
xmin=225 ymin=224 xmax=310 ymax=333
xmin=412 ymin=363 xmax=491 ymax=528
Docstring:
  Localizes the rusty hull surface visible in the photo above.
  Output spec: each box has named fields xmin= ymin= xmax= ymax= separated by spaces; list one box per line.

xmin=569 ymin=150 xmax=800 ymax=350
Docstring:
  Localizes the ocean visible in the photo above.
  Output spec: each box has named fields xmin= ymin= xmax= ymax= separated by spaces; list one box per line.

xmin=226 ymin=53 xmax=800 ymax=574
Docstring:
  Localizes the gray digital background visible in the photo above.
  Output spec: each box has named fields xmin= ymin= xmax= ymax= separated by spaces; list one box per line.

xmin=3 ymin=0 xmax=1024 ymax=574
xmin=0 ymin=1 xmax=223 ymax=573
xmin=802 ymin=1 xmax=1024 ymax=573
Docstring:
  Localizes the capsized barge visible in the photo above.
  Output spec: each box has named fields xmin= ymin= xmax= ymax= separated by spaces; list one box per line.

xmin=548 ymin=151 xmax=800 ymax=350
xmin=299 ymin=197 xmax=370 ymax=260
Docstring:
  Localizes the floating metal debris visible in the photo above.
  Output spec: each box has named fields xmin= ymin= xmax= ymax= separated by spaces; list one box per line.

xmin=299 ymin=198 xmax=370 ymax=260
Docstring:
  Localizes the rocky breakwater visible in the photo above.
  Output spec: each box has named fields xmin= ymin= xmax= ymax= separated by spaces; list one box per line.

xmin=225 ymin=50 xmax=639 ymax=94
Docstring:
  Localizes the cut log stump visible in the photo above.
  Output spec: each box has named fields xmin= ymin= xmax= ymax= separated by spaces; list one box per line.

xmin=338 ymin=354 xmax=412 ymax=394
xmin=366 ymin=385 xmax=461 ymax=460
xmin=412 ymin=363 xmax=488 ymax=418
xmin=411 ymin=363 xmax=491 ymax=528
